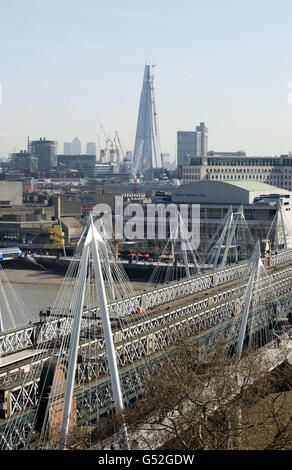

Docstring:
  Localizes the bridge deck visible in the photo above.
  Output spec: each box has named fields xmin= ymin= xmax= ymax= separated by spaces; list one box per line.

xmin=0 ymin=250 xmax=292 ymax=448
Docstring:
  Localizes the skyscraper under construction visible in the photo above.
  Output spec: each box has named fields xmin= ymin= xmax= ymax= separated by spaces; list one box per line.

xmin=28 ymin=137 xmax=57 ymax=172
xmin=132 ymin=63 xmax=162 ymax=177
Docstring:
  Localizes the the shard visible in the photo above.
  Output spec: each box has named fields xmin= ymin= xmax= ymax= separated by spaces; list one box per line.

xmin=132 ymin=64 xmax=162 ymax=176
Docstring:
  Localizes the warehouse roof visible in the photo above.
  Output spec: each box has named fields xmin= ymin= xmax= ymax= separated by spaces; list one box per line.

xmin=172 ymin=180 xmax=291 ymax=205
xmin=220 ymin=180 xmax=281 ymax=191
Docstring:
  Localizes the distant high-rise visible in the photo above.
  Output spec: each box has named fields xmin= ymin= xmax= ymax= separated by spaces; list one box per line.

xmin=161 ymin=153 xmax=171 ymax=170
xmin=11 ymin=150 xmax=38 ymax=172
xmin=86 ymin=142 xmax=96 ymax=156
xmin=177 ymin=122 xmax=208 ymax=168
xmin=132 ymin=64 xmax=162 ymax=176
xmin=110 ymin=148 xmax=118 ymax=163
xmin=29 ymin=137 xmax=57 ymax=171
xmin=57 ymin=154 xmax=96 ymax=177
xmin=177 ymin=131 xmax=197 ymax=167
xmin=100 ymin=148 xmax=109 ymax=163
xmin=196 ymin=122 xmax=208 ymax=157
xmin=64 ymin=142 xmax=72 ymax=155
xmin=72 ymin=137 xmax=81 ymax=155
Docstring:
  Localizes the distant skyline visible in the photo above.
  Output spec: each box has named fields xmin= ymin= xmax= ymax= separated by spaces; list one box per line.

xmin=1 ymin=0 xmax=292 ymax=161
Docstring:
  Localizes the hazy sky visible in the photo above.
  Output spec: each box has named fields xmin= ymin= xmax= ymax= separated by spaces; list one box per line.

xmin=1 ymin=0 xmax=292 ymax=161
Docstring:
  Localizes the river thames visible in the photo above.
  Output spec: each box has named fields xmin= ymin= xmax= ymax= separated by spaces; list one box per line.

xmin=3 ymin=268 xmax=147 ymax=322
xmin=4 ymin=269 xmax=64 ymax=321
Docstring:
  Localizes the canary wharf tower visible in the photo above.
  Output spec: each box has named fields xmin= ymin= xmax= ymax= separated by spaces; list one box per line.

xmin=132 ymin=64 xmax=162 ymax=176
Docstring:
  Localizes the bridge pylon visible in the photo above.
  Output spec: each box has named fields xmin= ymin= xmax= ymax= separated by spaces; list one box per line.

xmin=149 ymin=212 xmax=201 ymax=285
xmin=58 ymin=214 xmax=128 ymax=449
xmin=267 ymin=197 xmax=292 ymax=251
xmin=235 ymin=241 xmax=262 ymax=362
xmin=203 ymin=205 xmax=254 ymax=271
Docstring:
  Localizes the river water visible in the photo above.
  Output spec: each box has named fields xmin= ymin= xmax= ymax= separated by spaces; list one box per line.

xmin=2 ymin=268 xmax=148 ymax=323
xmin=3 ymin=269 xmax=64 ymax=322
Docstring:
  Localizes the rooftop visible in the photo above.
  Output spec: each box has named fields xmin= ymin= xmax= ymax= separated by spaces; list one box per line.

xmin=172 ymin=180 xmax=291 ymax=205
xmin=219 ymin=180 xmax=282 ymax=192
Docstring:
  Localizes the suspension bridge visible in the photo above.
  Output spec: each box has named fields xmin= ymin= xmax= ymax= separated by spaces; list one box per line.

xmin=0 ymin=205 xmax=291 ymax=450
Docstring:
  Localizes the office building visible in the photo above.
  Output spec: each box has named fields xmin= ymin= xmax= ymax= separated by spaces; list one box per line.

xmin=110 ymin=148 xmax=118 ymax=163
xmin=10 ymin=150 xmax=38 ymax=172
xmin=28 ymin=138 xmax=57 ymax=172
xmin=181 ymin=154 xmax=292 ymax=191
xmin=63 ymin=142 xmax=72 ymax=155
xmin=86 ymin=142 xmax=96 ymax=156
xmin=196 ymin=122 xmax=208 ymax=157
xmin=177 ymin=122 xmax=208 ymax=171
xmin=177 ymin=131 xmax=197 ymax=167
xmin=57 ymin=154 xmax=96 ymax=177
xmin=72 ymin=137 xmax=81 ymax=155
xmin=100 ymin=149 xmax=110 ymax=163
xmin=161 ymin=153 xmax=171 ymax=170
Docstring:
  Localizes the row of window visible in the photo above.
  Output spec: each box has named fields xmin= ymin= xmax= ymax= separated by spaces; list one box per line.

xmin=206 ymin=158 xmax=282 ymax=166
xmin=183 ymin=174 xmax=282 ymax=181
xmin=182 ymin=174 xmax=292 ymax=189
xmin=183 ymin=167 xmax=287 ymax=174
xmin=206 ymin=168 xmax=284 ymax=174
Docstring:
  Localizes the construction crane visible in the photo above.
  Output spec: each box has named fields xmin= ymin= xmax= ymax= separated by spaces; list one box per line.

xmin=97 ymin=116 xmax=112 ymax=163
xmin=97 ymin=134 xmax=102 ymax=162
xmin=114 ymin=131 xmax=129 ymax=172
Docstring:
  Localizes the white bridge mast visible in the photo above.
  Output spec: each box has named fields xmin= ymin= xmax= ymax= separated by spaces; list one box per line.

xmin=59 ymin=216 xmax=128 ymax=449
xmin=235 ymin=241 xmax=261 ymax=362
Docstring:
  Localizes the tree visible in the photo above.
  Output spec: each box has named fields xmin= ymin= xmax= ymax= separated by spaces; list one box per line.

xmin=103 ymin=337 xmax=292 ymax=450
xmin=42 ymin=335 xmax=292 ymax=450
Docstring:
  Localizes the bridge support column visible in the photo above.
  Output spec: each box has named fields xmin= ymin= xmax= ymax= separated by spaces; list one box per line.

xmin=279 ymin=199 xmax=287 ymax=250
xmin=59 ymin=216 xmax=128 ymax=449
xmin=98 ymin=220 xmax=115 ymax=301
xmin=59 ymin=225 xmax=91 ymax=447
xmin=213 ymin=206 xmax=233 ymax=270
xmin=91 ymin=219 xmax=129 ymax=449
xmin=220 ymin=205 xmax=243 ymax=269
xmin=0 ymin=309 xmax=3 ymax=335
xmin=235 ymin=241 xmax=261 ymax=362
